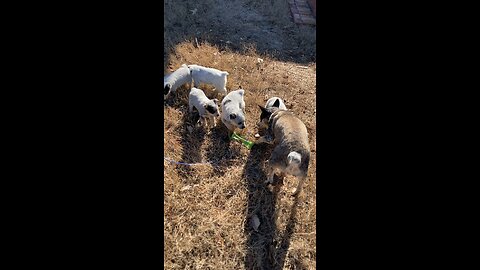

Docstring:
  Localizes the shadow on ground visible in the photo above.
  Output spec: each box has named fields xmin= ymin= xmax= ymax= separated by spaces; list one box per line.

xmin=164 ymin=0 xmax=316 ymax=71
xmin=174 ymin=102 xmax=206 ymax=182
xmin=204 ymin=124 xmax=242 ymax=177
xmin=242 ymin=143 xmax=301 ymax=269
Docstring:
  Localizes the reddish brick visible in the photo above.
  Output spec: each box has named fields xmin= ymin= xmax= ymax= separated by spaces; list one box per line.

xmin=297 ymin=7 xmax=312 ymax=15
xmin=290 ymin=0 xmax=317 ymax=25
xmin=308 ymin=0 xmax=316 ymax=17
xmin=301 ymin=16 xmax=316 ymax=25
xmin=297 ymin=2 xmax=310 ymax=9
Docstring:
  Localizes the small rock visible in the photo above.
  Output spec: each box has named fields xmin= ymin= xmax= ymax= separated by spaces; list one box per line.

xmin=181 ymin=185 xmax=192 ymax=191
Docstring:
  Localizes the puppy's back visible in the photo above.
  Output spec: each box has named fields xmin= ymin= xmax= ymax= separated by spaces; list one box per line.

xmin=189 ymin=87 xmax=208 ymax=102
xmin=189 ymin=64 xmax=228 ymax=77
xmin=222 ymin=89 xmax=244 ymax=108
xmin=165 ymin=64 xmax=191 ymax=89
xmin=265 ymin=97 xmax=287 ymax=110
xmin=271 ymin=111 xmax=310 ymax=175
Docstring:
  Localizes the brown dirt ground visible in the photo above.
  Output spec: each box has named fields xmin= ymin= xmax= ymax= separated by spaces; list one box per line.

xmin=164 ymin=1 xmax=316 ymax=269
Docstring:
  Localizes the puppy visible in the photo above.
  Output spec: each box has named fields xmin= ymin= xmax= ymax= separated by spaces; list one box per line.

xmin=265 ymin=97 xmax=287 ymax=110
xmin=221 ymin=88 xmax=246 ymax=135
xmin=258 ymin=97 xmax=287 ymax=129
xmin=164 ymin=64 xmax=192 ymax=99
xmin=189 ymin=87 xmax=220 ymax=128
xmin=256 ymin=105 xmax=310 ymax=196
xmin=188 ymin=64 xmax=229 ymax=96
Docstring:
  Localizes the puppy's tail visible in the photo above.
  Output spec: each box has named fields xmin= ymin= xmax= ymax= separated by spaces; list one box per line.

xmin=287 ymin=151 xmax=302 ymax=167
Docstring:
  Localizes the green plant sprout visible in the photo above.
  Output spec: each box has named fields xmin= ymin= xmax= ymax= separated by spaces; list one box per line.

xmin=230 ymin=132 xmax=254 ymax=150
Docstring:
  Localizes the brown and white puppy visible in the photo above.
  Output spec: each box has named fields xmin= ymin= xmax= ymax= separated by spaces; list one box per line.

xmin=256 ymin=105 xmax=310 ymax=196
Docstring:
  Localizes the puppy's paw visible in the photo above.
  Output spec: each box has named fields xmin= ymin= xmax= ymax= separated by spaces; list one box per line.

xmin=256 ymin=136 xmax=274 ymax=145
xmin=255 ymin=136 xmax=266 ymax=144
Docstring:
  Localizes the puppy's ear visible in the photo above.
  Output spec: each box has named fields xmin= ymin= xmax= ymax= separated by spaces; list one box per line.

xmin=229 ymin=113 xmax=237 ymax=119
xmin=258 ymin=105 xmax=268 ymax=113
xmin=273 ymin=99 xmax=280 ymax=108
xmin=205 ymin=104 xmax=216 ymax=114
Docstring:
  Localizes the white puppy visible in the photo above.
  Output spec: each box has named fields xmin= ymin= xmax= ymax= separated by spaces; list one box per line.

xmin=265 ymin=97 xmax=287 ymax=110
xmin=188 ymin=64 xmax=229 ymax=95
xmin=164 ymin=64 xmax=192 ymax=99
xmin=221 ymin=88 xmax=246 ymax=134
xmin=189 ymin=87 xmax=220 ymax=128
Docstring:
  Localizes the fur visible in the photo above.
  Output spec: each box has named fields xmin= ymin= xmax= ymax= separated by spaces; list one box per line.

xmin=258 ymin=97 xmax=287 ymax=129
xmin=189 ymin=87 xmax=220 ymax=128
xmin=257 ymin=106 xmax=310 ymax=196
xmin=164 ymin=64 xmax=192 ymax=99
xmin=265 ymin=97 xmax=287 ymax=110
xmin=221 ymin=88 xmax=246 ymax=134
xmin=188 ymin=64 xmax=229 ymax=95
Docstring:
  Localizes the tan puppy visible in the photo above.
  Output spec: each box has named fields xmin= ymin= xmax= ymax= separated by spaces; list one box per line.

xmin=256 ymin=105 xmax=311 ymax=196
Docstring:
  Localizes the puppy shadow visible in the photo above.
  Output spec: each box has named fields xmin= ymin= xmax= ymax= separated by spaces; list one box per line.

xmin=203 ymin=122 xmax=241 ymax=176
xmin=272 ymin=194 xmax=301 ymax=270
xmin=242 ymin=143 xmax=302 ymax=270
xmin=174 ymin=106 xmax=206 ymax=183
xmin=242 ymin=143 xmax=276 ymax=270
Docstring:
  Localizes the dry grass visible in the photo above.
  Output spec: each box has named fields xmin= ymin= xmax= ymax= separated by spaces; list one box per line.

xmin=164 ymin=1 xmax=316 ymax=269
